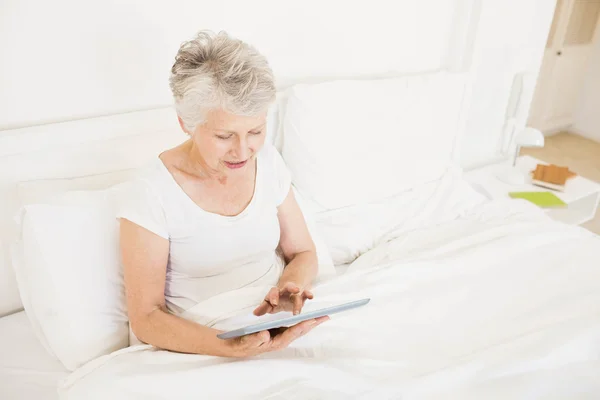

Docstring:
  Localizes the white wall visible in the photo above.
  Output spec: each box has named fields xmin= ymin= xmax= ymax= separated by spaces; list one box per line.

xmin=573 ymin=25 xmax=600 ymax=142
xmin=459 ymin=0 xmax=555 ymax=168
xmin=0 ymin=0 xmax=554 ymax=168
xmin=0 ymin=0 xmax=455 ymax=130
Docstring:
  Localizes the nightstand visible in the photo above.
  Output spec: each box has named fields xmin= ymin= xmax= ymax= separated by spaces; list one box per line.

xmin=465 ymin=155 xmax=600 ymax=226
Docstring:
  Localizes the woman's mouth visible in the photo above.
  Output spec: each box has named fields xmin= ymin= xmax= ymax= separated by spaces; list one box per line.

xmin=224 ymin=160 xmax=248 ymax=169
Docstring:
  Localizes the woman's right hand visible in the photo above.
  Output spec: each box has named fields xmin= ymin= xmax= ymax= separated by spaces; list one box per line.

xmin=222 ymin=316 xmax=329 ymax=357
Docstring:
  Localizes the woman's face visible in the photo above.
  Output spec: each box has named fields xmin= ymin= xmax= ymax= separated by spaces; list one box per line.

xmin=181 ymin=108 xmax=267 ymax=175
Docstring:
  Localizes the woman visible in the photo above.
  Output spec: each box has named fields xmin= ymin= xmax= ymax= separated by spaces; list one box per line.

xmin=118 ymin=30 xmax=327 ymax=358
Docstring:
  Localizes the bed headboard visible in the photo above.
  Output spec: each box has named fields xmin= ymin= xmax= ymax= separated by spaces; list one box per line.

xmin=0 ymin=0 xmax=484 ymax=317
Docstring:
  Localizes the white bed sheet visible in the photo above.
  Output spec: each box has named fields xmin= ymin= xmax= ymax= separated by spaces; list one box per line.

xmin=0 ymin=311 xmax=68 ymax=400
xmin=334 ymin=262 xmax=352 ymax=276
xmin=58 ymin=198 xmax=600 ymax=399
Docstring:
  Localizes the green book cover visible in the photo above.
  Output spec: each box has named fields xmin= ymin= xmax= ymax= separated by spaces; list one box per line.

xmin=508 ymin=191 xmax=567 ymax=208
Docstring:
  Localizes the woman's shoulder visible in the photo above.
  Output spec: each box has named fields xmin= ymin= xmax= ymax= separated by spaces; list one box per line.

xmin=116 ymin=158 xmax=173 ymax=210
xmin=115 ymin=159 xmax=171 ymax=239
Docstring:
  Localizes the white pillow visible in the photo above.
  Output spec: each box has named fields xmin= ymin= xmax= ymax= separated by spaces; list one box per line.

xmin=311 ymin=168 xmax=488 ymax=265
xmin=280 ymin=73 xmax=468 ymax=265
xmin=16 ymin=168 xmax=141 ymax=205
xmin=12 ymin=185 xmax=129 ymax=371
xmin=281 ymin=72 xmax=466 ymax=211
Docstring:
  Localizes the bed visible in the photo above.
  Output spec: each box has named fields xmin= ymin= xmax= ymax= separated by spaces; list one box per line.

xmin=3 ymin=218 xmax=600 ymax=399
xmin=8 ymin=2 xmax=596 ymax=399
xmin=0 ymin=311 xmax=68 ymax=400
xmin=1 ymin=66 xmax=599 ymax=400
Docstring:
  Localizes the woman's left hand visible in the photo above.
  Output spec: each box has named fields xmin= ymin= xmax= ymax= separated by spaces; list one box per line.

xmin=253 ymin=282 xmax=314 ymax=316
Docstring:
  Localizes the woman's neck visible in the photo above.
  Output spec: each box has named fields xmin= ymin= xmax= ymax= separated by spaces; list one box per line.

xmin=180 ymin=140 xmax=252 ymax=186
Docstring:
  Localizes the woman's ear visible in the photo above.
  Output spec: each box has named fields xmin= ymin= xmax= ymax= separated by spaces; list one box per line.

xmin=177 ymin=116 xmax=191 ymax=136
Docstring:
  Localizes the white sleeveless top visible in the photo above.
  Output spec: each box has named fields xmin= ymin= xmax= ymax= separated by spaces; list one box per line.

xmin=117 ymin=144 xmax=291 ymax=315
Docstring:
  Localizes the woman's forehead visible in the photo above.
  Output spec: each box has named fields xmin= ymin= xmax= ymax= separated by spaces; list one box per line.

xmin=204 ymin=108 xmax=267 ymax=132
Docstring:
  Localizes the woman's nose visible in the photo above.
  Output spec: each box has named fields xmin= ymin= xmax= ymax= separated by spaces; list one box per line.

xmin=232 ymin=137 xmax=249 ymax=160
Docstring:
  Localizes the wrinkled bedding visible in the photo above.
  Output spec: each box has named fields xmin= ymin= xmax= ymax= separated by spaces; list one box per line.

xmin=58 ymin=198 xmax=600 ymax=399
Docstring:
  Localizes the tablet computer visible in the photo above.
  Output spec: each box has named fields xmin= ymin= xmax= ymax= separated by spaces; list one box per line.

xmin=216 ymin=298 xmax=370 ymax=340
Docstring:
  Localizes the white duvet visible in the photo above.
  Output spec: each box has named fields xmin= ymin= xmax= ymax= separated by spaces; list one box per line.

xmin=58 ymin=192 xmax=600 ymax=399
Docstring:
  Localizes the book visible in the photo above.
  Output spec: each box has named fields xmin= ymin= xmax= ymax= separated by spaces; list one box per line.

xmin=529 ymin=164 xmax=576 ymax=192
xmin=508 ymin=191 xmax=567 ymax=208
xmin=531 ymin=179 xmax=566 ymax=192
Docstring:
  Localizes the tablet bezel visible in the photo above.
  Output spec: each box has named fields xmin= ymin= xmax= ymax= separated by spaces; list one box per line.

xmin=216 ymin=298 xmax=370 ymax=340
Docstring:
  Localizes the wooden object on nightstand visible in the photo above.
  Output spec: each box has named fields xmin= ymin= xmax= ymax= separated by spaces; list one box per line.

xmin=530 ymin=164 xmax=576 ymax=192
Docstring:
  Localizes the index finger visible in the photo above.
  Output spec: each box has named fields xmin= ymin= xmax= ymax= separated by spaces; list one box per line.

xmin=267 ymin=286 xmax=280 ymax=306
xmin=253 ymin=300 xmax=273 ymax=316
xmin=253 ymin=287 xmax=279 ymax=316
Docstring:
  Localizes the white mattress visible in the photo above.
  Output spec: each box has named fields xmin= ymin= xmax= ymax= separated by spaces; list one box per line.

xmin=0 ymin=311 xmax=68 ymax=400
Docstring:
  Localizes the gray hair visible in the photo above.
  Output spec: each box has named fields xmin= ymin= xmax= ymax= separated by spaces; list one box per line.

xmin=169 ymin=30 xmax=276 ymax=132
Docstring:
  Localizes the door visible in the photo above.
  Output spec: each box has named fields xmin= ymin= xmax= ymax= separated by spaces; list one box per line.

xmin=528 ymin=0 xmax=600 ymax=133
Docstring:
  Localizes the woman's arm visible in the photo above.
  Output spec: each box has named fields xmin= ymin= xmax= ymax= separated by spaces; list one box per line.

xmin=120 ymin=218 xmax=231 ymax=356
xmin=276 ymin=189 xmax=319 ymax=288
xmin=120 ymin=217 xmax=325 ymax=357
xmin=254 ymin=189 xmax=319 ymax=316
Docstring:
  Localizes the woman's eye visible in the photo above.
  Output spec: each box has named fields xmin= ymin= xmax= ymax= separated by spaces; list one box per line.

xmin=251 ymin=131 xmax=263 ymax=136
xmin=216 ymin=135 xmax=232 ymax=140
